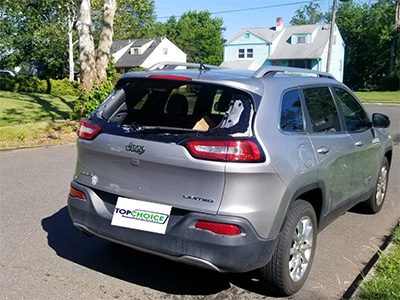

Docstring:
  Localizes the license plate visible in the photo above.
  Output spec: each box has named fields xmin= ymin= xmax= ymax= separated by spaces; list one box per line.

xmin=111 ymin=197 xmax=172 ymax=234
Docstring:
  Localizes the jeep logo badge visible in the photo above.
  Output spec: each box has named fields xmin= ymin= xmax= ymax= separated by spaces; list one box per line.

xmin=125 ymin=142 xmax=145 ymax=155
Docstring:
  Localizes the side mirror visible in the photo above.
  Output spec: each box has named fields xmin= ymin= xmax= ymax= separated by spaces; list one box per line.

xmin=372 ymin=113 xmax=390 ymax=128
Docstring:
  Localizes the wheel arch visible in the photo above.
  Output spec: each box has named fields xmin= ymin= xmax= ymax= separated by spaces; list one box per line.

xmin=285 ymin=182 xmax=326 ymax=231
xmin=385 ymin=149 xmax=392 ymax=167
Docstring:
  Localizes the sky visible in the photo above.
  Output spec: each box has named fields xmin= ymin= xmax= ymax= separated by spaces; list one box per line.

xmin=152 ymin=0 xmax=372 ymax=39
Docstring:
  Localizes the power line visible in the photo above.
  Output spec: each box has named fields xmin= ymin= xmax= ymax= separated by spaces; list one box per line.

xmin=157 ymin=0 xmax=323 ymax=20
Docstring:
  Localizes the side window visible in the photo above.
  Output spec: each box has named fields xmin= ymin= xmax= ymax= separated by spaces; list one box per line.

xmin=303 ymin=87 xmax=341 ymax=133
xmin=334 ymin=87 xmax=369 ymax=132
xmin=280 ymin=90 xmax=304 ymax=132
xmin=133 ymin=93 xmax=148 ymax=110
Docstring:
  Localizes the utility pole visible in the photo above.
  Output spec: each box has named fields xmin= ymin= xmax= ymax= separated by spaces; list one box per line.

xmin=326 ymin=0 xmax=337 ymax=73
xmin=326 ymin=0 xmax=349 ymax=73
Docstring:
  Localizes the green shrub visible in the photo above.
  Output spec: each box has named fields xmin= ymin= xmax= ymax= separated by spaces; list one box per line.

xmin=17 ymin=75 xmax=47 ymax=93
xmin=378 ymin=76 xmax=400 ymax=91
xmin=127 ymin=67 xmax=147 ymax=73
xmin=0 ymin=75 xmax=47 ymax=93
xmin=0 ymin=75 xmax=80 ymax=95
xmin=0 ymin=75 xmax=19 ymax=92
xmin=49 ymin=78 xmax=80 ymax=96
xmin=71 ymin=80 xmax=114 ymax=120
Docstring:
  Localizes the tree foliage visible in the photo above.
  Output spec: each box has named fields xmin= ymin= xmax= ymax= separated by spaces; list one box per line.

xmin=0 ymin=0 xmax=156 ymax=80
xmin=0 ymin=0 xmax=77 ymax=78
xmin=92 ymin=0 xmax=155 ymax=41
xmin=336 ymin=0 xmax=398 ymax=89
xmin=290 ymin=0 xmax=399 ymax=90
xmin=290 ymin=3 xmax=328 ymax=25
xmin=152 ymin=11 xmax=226 ymax=65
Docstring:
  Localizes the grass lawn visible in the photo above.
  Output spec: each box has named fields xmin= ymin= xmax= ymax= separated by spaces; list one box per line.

xmin=359 ymin=224 xmax=400 ymax=300
xmin=0 ymin=91 xmax=79 ymax=149
xmin=0 ymin=121 xmax=78 ymax=149
xmin=0 ymin=90 xmax=77 ymax=126
xmin=354 ymin=91 xmax=400 ymax=104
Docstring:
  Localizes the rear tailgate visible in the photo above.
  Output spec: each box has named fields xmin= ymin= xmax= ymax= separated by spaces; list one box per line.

xmin=74 ymin=134 xmax=225 ymax=214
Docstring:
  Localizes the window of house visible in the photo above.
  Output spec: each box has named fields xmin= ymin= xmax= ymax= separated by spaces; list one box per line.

xmin=163 ymin=48 xmax=168 ymax=55
xmin=245 ymin=33 xmax=250 ymax=38
xmin=297 ymin=36 xmax=306 ymax=44
xmin=280 ymin=90 xmax=304 ymax=132
xmin=237 ymin=48 xmax=253 ymax=59
xmin=303 ymin=87 xmax=341 ymax=133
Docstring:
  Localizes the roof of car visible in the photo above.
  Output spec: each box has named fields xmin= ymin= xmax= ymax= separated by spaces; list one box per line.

xmin=119 ymin=63 xmax=340 ymax=98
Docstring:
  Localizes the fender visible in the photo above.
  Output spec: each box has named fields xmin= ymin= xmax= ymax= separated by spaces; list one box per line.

xmin=273 ymin=181 xmax=328 ymax=236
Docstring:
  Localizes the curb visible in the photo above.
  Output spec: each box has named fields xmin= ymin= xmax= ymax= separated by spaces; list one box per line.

xmin=350 ymin=243 xmax=396 ymax=300
xmin=341 ymin=223 xmax=397 ymax=300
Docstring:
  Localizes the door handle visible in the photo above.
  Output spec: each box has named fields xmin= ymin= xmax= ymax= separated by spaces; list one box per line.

xmin=355 ymin=141 xmax=364 ymax=147
xmin=317 ymin=146 xmax=330 ymax=154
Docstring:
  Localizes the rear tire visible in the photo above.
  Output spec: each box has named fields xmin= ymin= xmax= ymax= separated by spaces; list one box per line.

xmin=364 ymin=156 xmax=389 ymax=214
xmin=260 ymin=200 xmax=317 ymax=296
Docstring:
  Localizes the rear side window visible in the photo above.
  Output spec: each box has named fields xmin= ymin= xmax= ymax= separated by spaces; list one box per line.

xmin=303 ymin=87 xmax=341 ymax=133
xmin=334 ymin=87 xmax=369 ymax=132
xmin=280 ymin=90 xmax=304 ymax=132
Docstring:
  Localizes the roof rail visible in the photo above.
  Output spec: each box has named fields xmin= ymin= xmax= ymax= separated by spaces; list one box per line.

xmin=148 ymin=62 xmax=224 ymax=71
xmin=252 ymin=66 xmax=336 ymax=80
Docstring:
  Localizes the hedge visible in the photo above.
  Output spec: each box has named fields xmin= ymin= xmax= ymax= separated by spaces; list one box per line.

xmin=378 ymin=76 xmax=400 ymax=91
xmin=0 ymin=75 xmax=81 ymax=96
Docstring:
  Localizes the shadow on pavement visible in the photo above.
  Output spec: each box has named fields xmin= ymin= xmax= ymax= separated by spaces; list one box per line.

xmin=41 ymin=206 xmax=273 ymax=297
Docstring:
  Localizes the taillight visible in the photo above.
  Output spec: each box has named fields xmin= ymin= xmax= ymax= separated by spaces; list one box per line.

xmin=186 ymin=140 xmax=262 ymax=162
xmin=77 ymin=119 xmax=101 ymax=140
xmin=69 ymin=187 xmax=86 ymax=199
xmin=195 ymin=221 xmax=241 ymax=235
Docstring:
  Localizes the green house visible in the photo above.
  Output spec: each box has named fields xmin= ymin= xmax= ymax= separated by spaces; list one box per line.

xmin=222 ymin=18 xmax=345 ymax=82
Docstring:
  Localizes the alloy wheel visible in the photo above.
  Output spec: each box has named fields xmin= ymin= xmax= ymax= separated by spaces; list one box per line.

xmin=289 ymin=216 xmax=314 ymax=282
xmin=376 ymin=164 xmax=388 ymax=206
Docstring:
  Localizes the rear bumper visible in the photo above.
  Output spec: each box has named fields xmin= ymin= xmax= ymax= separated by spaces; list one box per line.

xmin=68 ymin=180 xmax=278 ymax=273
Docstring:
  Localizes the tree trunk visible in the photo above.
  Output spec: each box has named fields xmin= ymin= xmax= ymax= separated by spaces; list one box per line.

xmin=96 ymin=0 xmax=116 ymax=83
xmin=76 ymin=0 xmax=98 ymax=91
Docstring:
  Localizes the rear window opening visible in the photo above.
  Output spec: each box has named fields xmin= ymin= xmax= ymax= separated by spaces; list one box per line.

xmin=93 ymin=78 xmax=254 ymax=143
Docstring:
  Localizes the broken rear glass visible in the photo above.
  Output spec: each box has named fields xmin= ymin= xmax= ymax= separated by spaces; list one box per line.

xmin=93 ymin=78 xmax=254 ymax=143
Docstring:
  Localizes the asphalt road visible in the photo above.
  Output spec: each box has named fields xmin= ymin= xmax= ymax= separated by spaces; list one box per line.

xmin=1 ymin=104 xmax=399 ymax=300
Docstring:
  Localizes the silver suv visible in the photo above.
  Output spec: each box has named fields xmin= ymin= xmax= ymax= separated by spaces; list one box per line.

xmin=68 ymin=63 xmax=392 ymax=295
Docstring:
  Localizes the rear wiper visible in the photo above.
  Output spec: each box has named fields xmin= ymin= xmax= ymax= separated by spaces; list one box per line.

xmin=121 ymin=122 xmax=142 ymax=133
xmin=131 ymin=122 xmax=141 ymax=131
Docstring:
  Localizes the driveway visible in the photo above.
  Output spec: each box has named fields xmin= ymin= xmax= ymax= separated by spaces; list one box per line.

xmin=0 ymin=104 xmax=399 ymax=300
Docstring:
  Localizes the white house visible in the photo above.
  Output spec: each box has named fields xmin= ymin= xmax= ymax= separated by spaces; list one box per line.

xmin=221 ymin=18 xmax=345 ymax=82
xmin=111 ymin=37 xmax=187 ymax=73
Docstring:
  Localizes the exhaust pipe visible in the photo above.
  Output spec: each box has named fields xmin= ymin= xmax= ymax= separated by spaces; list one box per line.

xmin=73 ymin=223 xmax=93 ymax=237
